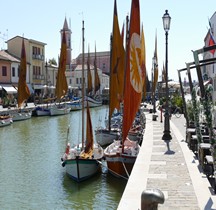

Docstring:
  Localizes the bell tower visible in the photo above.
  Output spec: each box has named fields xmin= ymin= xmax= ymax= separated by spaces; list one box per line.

xmin=60 ymin=17 xmax=72 ymax=69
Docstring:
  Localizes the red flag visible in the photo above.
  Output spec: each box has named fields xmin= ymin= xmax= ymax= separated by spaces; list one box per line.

xmin=208 ymin=32 xmax=215 ymax=55
xmin=17 ymin=38 xmax=30 ymax=107
xmin=122 ymin=0 xmax=144 ymax=141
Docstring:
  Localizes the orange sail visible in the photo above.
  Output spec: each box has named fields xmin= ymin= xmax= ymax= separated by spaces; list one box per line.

xmin=141 ymin=23 xmax=147 ymax=100
xmin=94 ymin=45 xmax=100 ymax=94
xmin=17 ymin=38 xmax=30 ymax=108
xmin=152 ymin=32 xmax=158 ymax=94
xmin=109 ymin=0 xmax=125 ymax=122
xmin=55 ymin=30 xmax=68 ymax=100
xmin=122 ymin=0 xmax=144 ymax=142
xmin=87 ymin=47 xmax=93 ymax=94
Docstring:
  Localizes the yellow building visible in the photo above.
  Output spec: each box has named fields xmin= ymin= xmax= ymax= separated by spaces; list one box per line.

xmin=7 ymin=36 xmax=47 ymax=90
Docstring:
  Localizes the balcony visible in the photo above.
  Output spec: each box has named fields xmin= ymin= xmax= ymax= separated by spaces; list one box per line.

xmin=32 ymin=54 xmax=44 ymax=61
xmin=33 ymin=74 xmax=45 ymax=80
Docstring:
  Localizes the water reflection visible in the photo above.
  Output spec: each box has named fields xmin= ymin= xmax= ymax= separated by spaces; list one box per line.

xmin=0 ymin=105 xmax=126 ymax=209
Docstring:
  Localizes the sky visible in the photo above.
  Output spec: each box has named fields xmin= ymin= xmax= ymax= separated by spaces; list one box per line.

xmin=0 ymin=0 xmax=215 ymax=82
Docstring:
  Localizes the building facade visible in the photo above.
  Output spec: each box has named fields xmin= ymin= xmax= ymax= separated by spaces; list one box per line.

xmin=203 ymin=11 xmax=216 ymax=101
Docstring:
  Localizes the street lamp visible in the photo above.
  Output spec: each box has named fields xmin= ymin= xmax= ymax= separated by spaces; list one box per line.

xmin=162 ymin=10 xmax=172 ymax=140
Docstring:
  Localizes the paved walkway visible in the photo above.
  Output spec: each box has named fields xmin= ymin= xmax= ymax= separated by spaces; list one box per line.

xmin=118 ymin=106 xmax=216 ymax=210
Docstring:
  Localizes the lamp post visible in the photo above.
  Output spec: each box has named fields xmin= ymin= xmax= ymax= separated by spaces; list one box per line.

xmin=162 ymin=10 xmax=172 ymax=140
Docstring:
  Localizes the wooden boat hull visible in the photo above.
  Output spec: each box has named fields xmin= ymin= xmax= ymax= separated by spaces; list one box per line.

xmin=104 ymin=139 xmax=140 ymax=178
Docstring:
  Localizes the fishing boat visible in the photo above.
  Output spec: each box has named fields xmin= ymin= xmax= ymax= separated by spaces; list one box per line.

xmin=85 ymin=45 xmax=102 ymax=108
xmin=12 ymin=37 xmax=32 ymax=121
xmin=50 ymin=30 xmax=71 ymax=116
xmin=61 ymin=20 xmax=104 ymax=182
xmin=0 ymin=115 xmax=13 ymax=127
xmin=104 ymin=0 xmax=144 ymax=178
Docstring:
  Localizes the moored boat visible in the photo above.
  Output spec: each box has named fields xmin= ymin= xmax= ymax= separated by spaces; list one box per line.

xmin=50 ymin=104 xmax=71 ymax=116
xmin=95 ymin=127 xmax=121 ymax=147
xmin=12 ymin=110 xmax=32 ymax=121
xmin=61 ymin=21 xmax=104 ymax=182
xmin=104 ymin=0 xmax=144 ymax=179
xmin=0 ymin=115 xmax=13 ymax=127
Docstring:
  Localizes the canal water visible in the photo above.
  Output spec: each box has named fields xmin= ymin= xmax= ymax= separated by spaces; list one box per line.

xmin=0 ymin=105 xmax=127 ymax=209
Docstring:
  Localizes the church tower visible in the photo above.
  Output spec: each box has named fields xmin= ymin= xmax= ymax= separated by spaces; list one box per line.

xmin=60 ymin=17 xmax=72 ymax=69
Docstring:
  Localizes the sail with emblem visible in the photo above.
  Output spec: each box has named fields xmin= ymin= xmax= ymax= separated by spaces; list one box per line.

xmin=104 ymin=0 xmax=143 ymax=179
xmin=122 ymin=0 xmax=144 ymax=143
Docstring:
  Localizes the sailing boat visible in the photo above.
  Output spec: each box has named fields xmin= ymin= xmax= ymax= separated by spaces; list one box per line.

xmin=95 ymin=1 xmax=126 ymax=147
xmin=50 ymin=30 xmax=71 ymax=116
xmin=12 ymin=37 xmax=32 ymax=121
xmin=61 ymin=21 xmax=104 ymax=182
xmin=104 ymin=0 xmax=144 ymax=178
xmin=85 ymin=44 xmax=102 ymax=107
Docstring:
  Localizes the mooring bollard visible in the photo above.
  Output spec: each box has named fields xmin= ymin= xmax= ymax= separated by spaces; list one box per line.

xmin=141 ymin=189 xmax=165 ymax=210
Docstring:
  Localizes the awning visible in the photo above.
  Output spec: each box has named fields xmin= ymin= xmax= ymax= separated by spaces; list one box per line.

xmin=1 ymin=85 xmax=17 ymax=94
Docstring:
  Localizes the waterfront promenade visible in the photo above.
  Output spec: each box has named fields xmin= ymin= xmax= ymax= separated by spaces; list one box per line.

xmin=118 ymin=105 xmax=216 ymax=210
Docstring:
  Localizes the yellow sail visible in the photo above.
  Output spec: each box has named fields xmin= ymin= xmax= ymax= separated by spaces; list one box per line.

xmin=55 ymin=30 xmax=68 ymax=100
xmin=109 ymin=0 xmax=125 ymax=124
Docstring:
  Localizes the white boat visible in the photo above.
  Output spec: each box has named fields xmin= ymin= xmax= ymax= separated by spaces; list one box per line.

xmin=61 ymin=21 xmax=104 ymax=182
xmin=50 ymin=104 xmax=71 ymax=116
xmin=12 ymin=110 xmax=32 ymax=121
xmin=61 ymin=142 xmax=104 ymax=182
xmin=0 ymin=115 xmax=13 ymax=127
xmin=95 ymin=127 xmax=121 ymax=147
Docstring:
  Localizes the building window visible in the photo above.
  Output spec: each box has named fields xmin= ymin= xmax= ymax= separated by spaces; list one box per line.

xmin=69 ymin=78 xmax=72 ymax=84
xmin=12 ymin=67 xmax=15 ymax=77
xmin=76 ymin=78 xmax=79 ymax=84
xmin=2 ymin=66 xmax=7 ymax=76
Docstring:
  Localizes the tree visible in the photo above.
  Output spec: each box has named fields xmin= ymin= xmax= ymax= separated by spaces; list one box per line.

xmin=48 ymin=58 xmax=57 ymax=65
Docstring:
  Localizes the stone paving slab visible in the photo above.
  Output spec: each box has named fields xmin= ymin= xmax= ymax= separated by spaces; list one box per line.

xmin=118 ymin=108 xmax=216 ymax=210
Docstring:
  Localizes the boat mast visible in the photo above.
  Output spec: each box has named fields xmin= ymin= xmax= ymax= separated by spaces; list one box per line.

xmin=82 ymin=20 xmax=85 ymax=150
